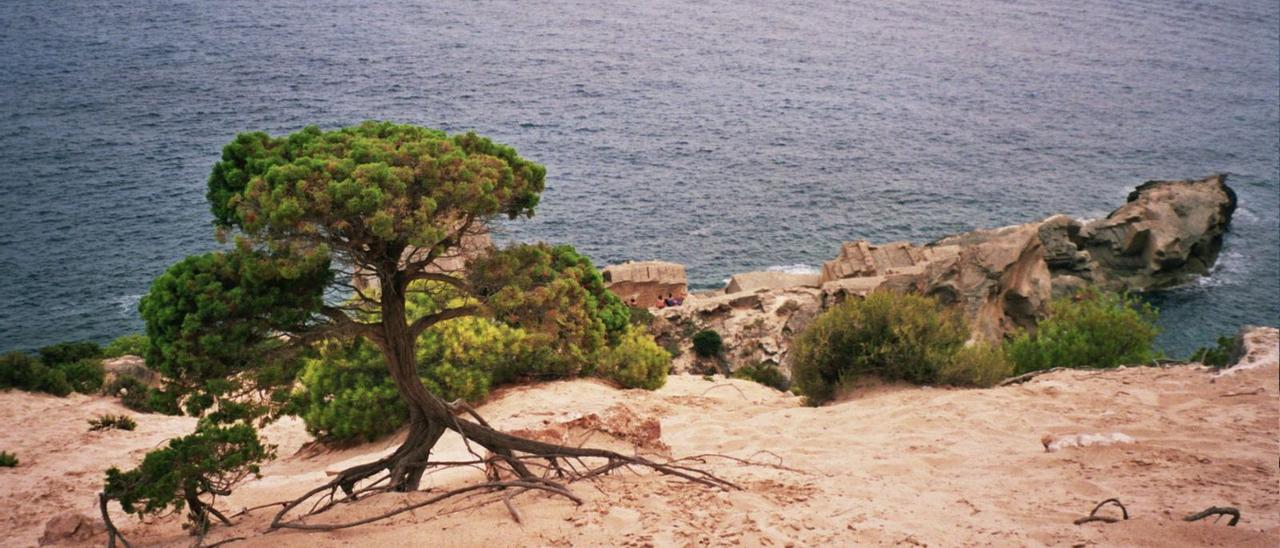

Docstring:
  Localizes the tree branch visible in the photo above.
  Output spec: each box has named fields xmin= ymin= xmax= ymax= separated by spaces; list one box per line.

xmin=408 ymin=305 xmax=480 ymax=338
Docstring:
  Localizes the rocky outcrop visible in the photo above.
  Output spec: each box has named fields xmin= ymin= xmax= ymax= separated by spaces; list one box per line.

xmin=602 ymin=261 xmax=687 ymax=307
xmin=725 ymin=271 xmax=821 ymax=294
xmin=100 ymin=355 xmax=161 ymax=388
xmin=39 ymin=513 xmax=104 ymax=545
xmin=635 ymin=175 xmax=1235 ymax=374
xmin=1043 ymin=174 xmax=1236 ymax=294
xmin=650 ymin=288 xmax=822 ymax=373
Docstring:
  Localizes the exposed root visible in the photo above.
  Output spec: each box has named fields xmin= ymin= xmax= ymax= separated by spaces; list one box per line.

xmin=267 ymin=398 xmax=744 ymax=533
xmin=1073 ymin=498 xmax=1129 ymax=525
xmin=1184 ymin=506 xmax=1241 ymax=526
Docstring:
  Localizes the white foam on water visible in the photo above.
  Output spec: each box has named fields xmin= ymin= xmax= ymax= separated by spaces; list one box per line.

xmin=764 ymin=263 xmax=820 ymax=275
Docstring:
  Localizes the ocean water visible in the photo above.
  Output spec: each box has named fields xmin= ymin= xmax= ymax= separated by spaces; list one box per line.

xmin=1 ymin=0 xmax=1276 ymax=357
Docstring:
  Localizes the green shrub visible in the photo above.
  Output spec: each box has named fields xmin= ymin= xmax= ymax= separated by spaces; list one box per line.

xmin=56 ymin=358 xmax=105 ymax=394
xmin=789 ymin=292 xmax=967 ymax=405
xmin=103 ymin=423 xmax=271 ymax=531
xmin=37 ymin=340 xmax=102 ymax=366
xmin=103 ymin=334 xmax=149 ymax=358
xmin=1005 ymin=289 xmax=1159 ymax=375
xmin=692 ymin=330 xmax=723 ymax=359
xmin=89 ymin=414 xmax=137 ymax=432
xmin=939 ymin=342 xmax=1013 ymax=387
xmin=628 ymin=306 xmax=655 ymax=327
xmin=732 ymin=362 xmax=790 ymax=391
xmin=0 ymin=451 xmax=16 ymax=467
xmin=600 ymin=326 xmax=671 ymax=390
xmin=0 ymin=351 xmax=73 ymax=396
xmin=290 ymin=339 xmax=408 ymax=443
xmin=105 ymin=375 xmax=177 ymax=414
xmin=1188 ymin=334 xmax=1241 ymax=367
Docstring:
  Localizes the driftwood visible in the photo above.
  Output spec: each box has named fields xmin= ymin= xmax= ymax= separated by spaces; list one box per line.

xmin=1073 ymin=498 xmax=1129 ymax=525
xmin=1184 ymin=506 xmax=1240 ymax=526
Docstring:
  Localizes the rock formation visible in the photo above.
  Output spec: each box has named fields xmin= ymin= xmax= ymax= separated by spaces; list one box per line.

xmin=638 ymin=175 xmax=1236 ymax=374
xmin=601 ymin=261 xmax=687 ymax=307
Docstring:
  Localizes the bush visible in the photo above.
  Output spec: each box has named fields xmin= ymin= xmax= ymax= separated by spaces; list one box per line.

xmin=103 ymin=423 xmax=271 ymax=531
xmin=104 ymin=375 xmax=177 ymax=414
xmin=692 ymin=330 xmax=723 ymax=359
xmin=0 ymin=451 xmax=16 ymax=467
xmin=789 ymin=292 xmax=967 ymax=405
xmin=89 ymin=414 xmax=137 ymax=432
xmin=291 ymin=339 xmax=408 ymax=443
xmin=103 ymin=333 xmax=149 ymax=358
xmin=600 ymin=326 xmax=671 ymax=390
xmin=1189 ymin=334 xmax=1241 ymax=367
xmin=37 ymin=340 xmax=102 ymax=366
xmin=0 ymin=351 xmax=73 ymax=396
xmin=57 ymin=358 xmax=105 ymax=394
xmin=732 ymin=362 xmax=790 ymax=391
xmin=1005 ymin=289 xmax=1159 ymax=375
xmin=939 ymin=342 xmax=1013 ymax=388
xmin=628 ymin=306 xmax=655 ymax=327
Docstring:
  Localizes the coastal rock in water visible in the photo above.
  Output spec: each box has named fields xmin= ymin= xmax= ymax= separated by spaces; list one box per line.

xmin=636 ymin=175 xmax=1236 ymax=374
xmin=1055 ymin=174 xmax=1236 ymax=292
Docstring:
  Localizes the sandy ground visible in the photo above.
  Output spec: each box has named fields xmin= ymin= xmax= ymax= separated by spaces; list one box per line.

xmin=1 ymin=328 xmax=1276 ymax=547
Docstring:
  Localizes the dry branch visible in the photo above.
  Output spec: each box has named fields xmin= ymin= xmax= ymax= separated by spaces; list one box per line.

xmin=1184 ymin=506 xmax=1240 ymax=526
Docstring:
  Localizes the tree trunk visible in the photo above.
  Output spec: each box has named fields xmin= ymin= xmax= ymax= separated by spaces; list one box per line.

xmin=377 ymin=271 xmax=449 ymax=492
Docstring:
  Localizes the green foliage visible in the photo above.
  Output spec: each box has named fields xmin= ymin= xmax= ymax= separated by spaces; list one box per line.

xmin=469 ymin=243 xmax=611 ymax=378
xmin=692 ymin=330 xmax=723 ymax=359
xmin=732 ymin=362 xmax=790 ymax=391
xmin=103 ymin=423 xmax=271 ymax=529
xmin=290 ymin=339 xmax=407 ymax=443
xmin=1189 ymin=334 xmax=1240 ymax=368
xmin=103 ymin=333 xmax=149 ymax=358
xmin=628 ymin=306 xmax=655 ymax=327
xmin=37 ymin=340 xmax=101 ymax=366
xmin=789 ymin=292 xmax=968 ymax=405
xmin=104 ymin=375 xmax=174 ymax=414
xmin=0 ymin=351 xmax=72 ymax=396
xmin=140 ymin=248 xmax=330 ymax=418
xmin=292 ymin=316 xmax=536 ymax=443
xmin=1005 ymin=290 xmax=1159 ymax=375
xmin=89 ymin=414 xmax=137 ymax=432
xmin=939 ymin=342 xmax=1014 ymax=388
xmin=600 ymin=326 xmax=671 ymax=390
xmin=0 ymin=451 xmax=16 ymax=467
xmin=58 ymin=359 xmax=105 ymax=394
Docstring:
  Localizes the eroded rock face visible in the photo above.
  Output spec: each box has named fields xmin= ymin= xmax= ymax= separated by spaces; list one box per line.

xmin=650 ymin=288 xmax=822 ymax=374
xmin=101 ymin=355 xmax=161 ymax=388
xmin=1048 ymin=174 xmax=1236 ymax=292
xmin=639 ymin=175 xmax=1235 ymax=374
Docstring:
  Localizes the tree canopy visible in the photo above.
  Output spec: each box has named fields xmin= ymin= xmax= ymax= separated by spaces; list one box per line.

xmin=102 ymin=122 xmax=692 ymax=540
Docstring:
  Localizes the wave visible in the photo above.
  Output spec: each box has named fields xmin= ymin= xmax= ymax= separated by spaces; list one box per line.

xmin=764 ymin=263 xmax=820 ymax=275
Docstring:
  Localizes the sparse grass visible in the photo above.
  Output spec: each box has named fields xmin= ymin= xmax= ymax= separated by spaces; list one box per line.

xmin=89 ymin=414 xmax=137 ymax=432
xmin=732 ymin=362 xmax=790 ymax=391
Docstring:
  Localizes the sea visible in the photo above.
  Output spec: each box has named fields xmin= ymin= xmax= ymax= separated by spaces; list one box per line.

xmin=1 ymin=0 xmax=1277 ymax=357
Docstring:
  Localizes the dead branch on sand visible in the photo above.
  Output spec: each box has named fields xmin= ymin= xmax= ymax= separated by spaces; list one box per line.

xmin=1184 ymin=506 xmax=1241 ymax=526
xmin=1073 ymin=498 xmax=1129 ymax=525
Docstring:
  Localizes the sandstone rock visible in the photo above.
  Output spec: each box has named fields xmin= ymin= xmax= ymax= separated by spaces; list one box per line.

xmin=725 ymin=271 xmax=821 ymax=294
xmin=1060 ymin=174 xmax=1235 ymax=291
xmin=101 ymin=355 xmax=161 ymax=388
xmin=635 ymin=174 xmax=1236 ymax=375
xmin=39 ymin=512 xmax=104 ymax=545
xmin=506 ymin=403 xmax=668 ymax=452
xmin=602 ymin=261 xmax=687 ymax=307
